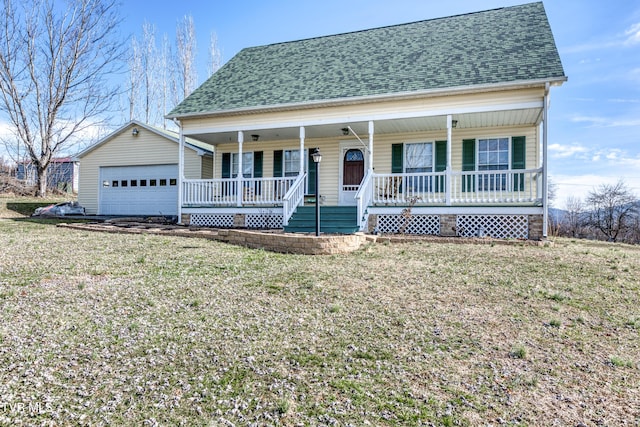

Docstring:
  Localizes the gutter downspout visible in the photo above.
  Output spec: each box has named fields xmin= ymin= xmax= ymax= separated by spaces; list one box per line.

xmin=174 ymin=118 xmax=184 ymax=224
xmin=542 ymin=82 xmax=550 ymax=239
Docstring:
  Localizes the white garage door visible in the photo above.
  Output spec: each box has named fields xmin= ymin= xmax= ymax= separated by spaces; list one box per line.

xmin=99 ymin=164 xmax=178 ymax=215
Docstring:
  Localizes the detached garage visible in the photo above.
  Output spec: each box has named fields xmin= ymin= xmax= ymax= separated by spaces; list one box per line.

xmin=78 ymin=121 xmax=213 ymax=216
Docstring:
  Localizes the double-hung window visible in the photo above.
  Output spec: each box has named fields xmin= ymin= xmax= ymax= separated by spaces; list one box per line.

xmin=283 ymin=150 xmax=301 ymax=177
xmin=477 ymin=138 xmax=509 ymax=191
xmin=231 ymin=152 xmax=254 ymax=178
xmin=405 ymin=142 xmax=433 ymax=192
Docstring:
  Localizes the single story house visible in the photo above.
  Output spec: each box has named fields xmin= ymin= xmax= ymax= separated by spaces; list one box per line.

xmin=77 ymin=121 xmax=213 ymax=216
xmin=167 ymin=2 xmax=566 ymax=238
xmin=17 ymin=157 xmax=79 ymax=193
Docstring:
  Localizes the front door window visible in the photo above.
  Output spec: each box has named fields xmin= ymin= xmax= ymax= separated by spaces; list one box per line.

xmin=343 ymin=149 xmax=364 ymax=187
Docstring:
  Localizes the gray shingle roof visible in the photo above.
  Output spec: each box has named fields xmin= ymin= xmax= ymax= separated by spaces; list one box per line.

xmin=169 ymin=2 xmax=565 ymax=117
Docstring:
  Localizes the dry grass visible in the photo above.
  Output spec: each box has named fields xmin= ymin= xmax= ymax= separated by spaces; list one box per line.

xmin=1 ymin=197 xmax=639 ymax=426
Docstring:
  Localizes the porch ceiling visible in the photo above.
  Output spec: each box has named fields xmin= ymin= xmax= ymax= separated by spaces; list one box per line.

xmin=187 ymin=107 xmax=542 ymax=146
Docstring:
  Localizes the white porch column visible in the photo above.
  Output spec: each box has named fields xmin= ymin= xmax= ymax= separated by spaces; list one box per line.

xmin=368 ymin=120 xmax=374 ymax=171
xmin=177 ymin=120 xmax=184 ymax=224
xmin=237 ymin=131 xmax=244 ymax=207
xmin=446 ymin=114 xmax=453 ymax=206
xmin=542 ymin=83 xmax=550 ymax=238
xmin=299 ymin=126 xmax=305 ymax=176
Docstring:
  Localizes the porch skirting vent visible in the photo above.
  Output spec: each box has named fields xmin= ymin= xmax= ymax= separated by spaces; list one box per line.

xmin=377 ymin=214 xmax=440 ymax=235
xmin=190 ymin=214 xmax=234 ymax=228
xmin=456 ymin=215 xmax=528 ymax=239
xmin=246 ymin=213 xmax=283 ymax=229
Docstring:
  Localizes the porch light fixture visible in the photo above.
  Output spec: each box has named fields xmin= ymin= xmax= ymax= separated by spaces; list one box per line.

xmin=132 ymin=127 xmax=139 ymax=136
xmin=451 ymin=120 xmax=458 ymax=128
xmin=251 ymin=134 xmax=259 ymax=141
xmin=341 ymin=127 xmax=349 ymax=136
xmin=312 ymin=148 xmax=322 ymax=236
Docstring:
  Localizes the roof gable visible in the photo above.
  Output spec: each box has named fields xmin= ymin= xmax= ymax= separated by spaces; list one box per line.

xmin=77 ymin=121 xmax=214 ymax=158
xmin=169 ymin=2 xmax=565 ymax=118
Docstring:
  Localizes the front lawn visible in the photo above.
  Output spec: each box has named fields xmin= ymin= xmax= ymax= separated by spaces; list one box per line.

xmin=0 ymin=211 xmax=638 ymax=425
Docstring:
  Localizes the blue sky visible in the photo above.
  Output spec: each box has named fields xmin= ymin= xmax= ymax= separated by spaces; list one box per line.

xmin=38 ymin=1 xmax=640 ymax=204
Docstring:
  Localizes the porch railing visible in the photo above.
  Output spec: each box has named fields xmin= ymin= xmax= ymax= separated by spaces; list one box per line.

xmin=451 ymin=168 xmax=542 ymax=204
xmin=372 ymin=172 xmax=447 ymax=205
xmin=183 ymin=168 xmax=543 ymax=211
xmin=355 ymin=169 xmax=374 ymax=231
xmin=282 ymin=173 xmax=306 ymax=226
xmin=182 ymin=177 xmax=298 ymax=206
xmin=371 ymin=168 xmax=542 ymax=205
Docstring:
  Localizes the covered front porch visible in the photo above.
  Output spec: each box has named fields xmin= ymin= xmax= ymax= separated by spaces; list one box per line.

xmin=176 ymin=86 xmax=553 ymax=237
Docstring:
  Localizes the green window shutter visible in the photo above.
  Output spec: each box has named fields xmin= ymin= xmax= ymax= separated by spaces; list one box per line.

xmin=253 ymin=151 xmax=263 ymax=195
xmin=512 ymin=136 xmax=526 ymax=191
xmin=391 ymin=143 xmax=404 ymax=173
xmin=253 ymin=151 xmax=263 ymax=178
xmin=307 ymin=150 xmax=316 ymax=195
xmin=462 ymin=139 xmax=475 ymax=192
xmin=435 ymin=141 xmax=447 ymax=192
xmin=273 ymin=150 xmax=283 ymax=177
xmin=221 ymin=153 xmax=231 ymax=179
xmin=435 ymin=141 xmax=447 ymax=172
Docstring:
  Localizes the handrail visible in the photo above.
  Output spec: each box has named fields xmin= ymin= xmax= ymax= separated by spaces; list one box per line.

xmin=282 ymin=173 xmax=306 ymax=226
xmin=355 ymin=169 xmax=373 ymax=231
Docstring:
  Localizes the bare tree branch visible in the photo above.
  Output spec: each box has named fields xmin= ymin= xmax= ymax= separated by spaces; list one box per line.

xmin=0 ymin=0 xmax=125 ymax=196
xmin=175 ymin=15 xmax=197 ymax=101
xmin=585 ymin=179 xmax=638 ymax=242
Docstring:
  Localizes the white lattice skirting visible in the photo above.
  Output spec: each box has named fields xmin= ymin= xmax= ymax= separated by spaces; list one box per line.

xmin=377 ymin=214 xmax=440 ymax=235
xmin=456 ymin=215 xmax=528 ymax=239
xmin=190 ymin=214 xmax=234 ymax=228
xmin=246 ymin=214 xmax=283 ymax=229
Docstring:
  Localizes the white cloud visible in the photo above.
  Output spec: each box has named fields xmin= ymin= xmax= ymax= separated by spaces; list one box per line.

xmin=564 ymin=21 xmax=640 ymax=53
xmin=624 ymin=22 xmax=640 ymax=45
xmin=608 ymin=98 xmax=640 ymax=103
xmin=570 ymin=114 xmax=640 ymax=128
xmin=548 ymin=143 xmax=589 ymax=158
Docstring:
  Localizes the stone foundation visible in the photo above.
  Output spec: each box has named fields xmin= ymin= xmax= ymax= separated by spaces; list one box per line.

xmin=528 ymin=214 xmax=544 ymax=240
xmin=367 ymin=214 xmax=378 ymax=234
xmin=440 ymin=214 xmax=457 ymax=237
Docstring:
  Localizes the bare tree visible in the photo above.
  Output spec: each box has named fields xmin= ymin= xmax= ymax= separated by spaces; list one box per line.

xmin=207 ymin=31 xmax=222 ymax=77
xmin=128 ymin=36 xmax=142 ymax=121
xmin=562 ymin=195 xmax=585 ymax=237
xmin=0 ymin=0 xmax=124 ymax=197
xmin=140 ymin=22 xmax=157 ymax=124
xmin=585 ymin=180 xmax=638 ymax=242
xmin=157 ymin=33 xmax=174 ymax=129
xmin=175 ymin=15 xmax=198 ymax=101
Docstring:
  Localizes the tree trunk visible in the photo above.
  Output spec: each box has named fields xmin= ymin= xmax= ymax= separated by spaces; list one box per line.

xmin=36 ymin=165 xmax=48 ymax=197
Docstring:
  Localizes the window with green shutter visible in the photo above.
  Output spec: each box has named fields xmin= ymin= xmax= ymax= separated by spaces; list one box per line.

xmin=435 ymin=140 xmax=447 ymax=192
xmin=253 ymin=151 xmax=263 ymax=194
xmin=511 ymin=136 xmax=525 ymax=191
xmin=273 ymin=150 xmax=283 ymax=177
xmin=221 ymin=153 xmax=231 ymax=179
xmin=462 ymin=139 xmax=476 ymax=192
xmin=391 ymin=143 xmax=403 ymax=174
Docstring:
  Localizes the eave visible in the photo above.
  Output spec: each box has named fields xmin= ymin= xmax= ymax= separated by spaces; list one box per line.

xmin=166 ymin=77 xmax=567 ymax=122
